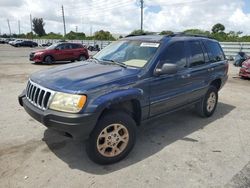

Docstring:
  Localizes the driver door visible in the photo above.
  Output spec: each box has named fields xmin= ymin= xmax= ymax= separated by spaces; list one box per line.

xmin=149 ymin=41 xmax=191 ymax=117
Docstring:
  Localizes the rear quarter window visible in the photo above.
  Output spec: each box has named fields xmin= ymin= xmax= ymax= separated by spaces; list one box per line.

xmin=203 ymin=40 xmax=225 ymax=63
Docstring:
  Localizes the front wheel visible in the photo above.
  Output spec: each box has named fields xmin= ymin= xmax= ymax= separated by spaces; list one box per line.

xmin=44 ymin=56 xmax=54 ymax=64
xmin=196 ymin=86 xmax=218 ymax=117
xmin=86 ymin=111 xmax=137 ymax=164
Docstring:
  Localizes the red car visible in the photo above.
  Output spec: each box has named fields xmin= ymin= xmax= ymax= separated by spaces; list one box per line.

xmin=30 ymin=42 xmax=89 ymax=64
xmin=239 ymin=59 xmax=250 ymax=78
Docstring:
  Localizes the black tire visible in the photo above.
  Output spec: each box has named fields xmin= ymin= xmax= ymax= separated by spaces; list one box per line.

xmin=195 ymin=86 xmax=218 ymax=117
xmin=44 ymin=56 xmax=54 ymax=64
xmin=86 ymin=111 xmax=137 ymax=165
xmin=78 ymin=55 xmax=86 ymax=61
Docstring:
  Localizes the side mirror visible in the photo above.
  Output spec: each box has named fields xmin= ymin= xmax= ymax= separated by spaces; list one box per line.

xmin=155 ymin=63 xmax=178 ymax=75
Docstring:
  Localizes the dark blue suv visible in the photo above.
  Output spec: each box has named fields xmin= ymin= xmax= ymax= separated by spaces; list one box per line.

xmin=19 ymin=34 xmax=228 ymax=164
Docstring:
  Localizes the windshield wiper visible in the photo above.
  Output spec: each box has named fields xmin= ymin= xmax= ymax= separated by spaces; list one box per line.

xmin=101 ymin=59 xmax=127 ymax=68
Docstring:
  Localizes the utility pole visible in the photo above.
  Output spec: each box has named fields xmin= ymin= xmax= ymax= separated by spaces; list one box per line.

xmin=90 ymin=25 xmax=92 ymax=36
xmin=62 ymin=5 xmax=66 ymax=36
xmin=7 ymin=19 xmax=11 ymax=36
xmin=18 ymin=20 xmax=21 ymax=35
xmin=30 ymin=14 xmax=33 ymax=39
xmin=75 ymin=26 xmax=78 ymax=33
xmin=140 ymin=0 xmax=144 ymax=32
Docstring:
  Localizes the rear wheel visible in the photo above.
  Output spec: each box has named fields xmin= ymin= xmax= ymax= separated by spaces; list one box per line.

xmin=44 ymin=56 xmax=54 ymax=64
xmin=196 ymin=86 xmax=218 ymax=117
xmin=78 ymin=55 xmax=86 ymax=61
xmin=86 ymin=111 xmax=137 ymax=164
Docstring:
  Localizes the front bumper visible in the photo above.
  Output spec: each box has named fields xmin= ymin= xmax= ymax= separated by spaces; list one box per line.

xmin=29 ymin=54 xmax=43 ymax=62
xmin=18 ymin=92 xmax=98 ymax=140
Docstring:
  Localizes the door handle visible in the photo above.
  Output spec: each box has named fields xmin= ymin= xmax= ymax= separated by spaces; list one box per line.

xmin=208 ymin=68 xmax=215 ymax=72
xmin=181 ymin=74 xmax=191 ymax=79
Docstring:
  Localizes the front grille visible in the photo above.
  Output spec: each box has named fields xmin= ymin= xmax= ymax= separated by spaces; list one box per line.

xmin=26 ymin=80 xmax=54 ymax=110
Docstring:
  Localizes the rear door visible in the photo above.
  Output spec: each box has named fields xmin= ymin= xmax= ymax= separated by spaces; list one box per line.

xmin=72 ymin=44 xmax=81 ymax=59
xmin=185 ymin=40 xmax=210 ymax=102
xmin=202 ymin=40 xmax=227 ymax=82
xmin=64 ymin=44 xmax=75 ymax=60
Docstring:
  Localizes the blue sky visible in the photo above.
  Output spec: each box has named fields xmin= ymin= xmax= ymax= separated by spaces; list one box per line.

xmin=1 ymin=0 xmax=250 ymax=35
xmin=243 ymin=0 xmax=250 ymax=13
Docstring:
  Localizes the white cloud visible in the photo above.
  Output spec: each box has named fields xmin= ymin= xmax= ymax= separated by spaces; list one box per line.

xmin=0 ymin=0 xmax=250 ymax=35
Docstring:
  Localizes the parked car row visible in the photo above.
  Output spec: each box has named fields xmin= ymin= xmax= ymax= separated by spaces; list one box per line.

xmin=0 ymin=38 xmax=15 ymax=44
xmin=0 ymin=38 xmax=38 ymax=47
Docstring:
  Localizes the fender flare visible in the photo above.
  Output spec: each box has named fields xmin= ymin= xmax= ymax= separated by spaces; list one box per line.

xmin=86 ymin=88 xmax=143 ymax=113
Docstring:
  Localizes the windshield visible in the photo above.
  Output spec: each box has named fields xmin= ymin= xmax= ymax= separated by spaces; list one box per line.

xmin=94 ymin=40 xmax=160 ymax=68
xmin=46 ymin=43 xmax=57 ymax=49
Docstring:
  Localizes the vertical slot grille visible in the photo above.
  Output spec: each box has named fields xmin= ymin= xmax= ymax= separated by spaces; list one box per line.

xmin=25 ymin=80 xmax=53 ymax=110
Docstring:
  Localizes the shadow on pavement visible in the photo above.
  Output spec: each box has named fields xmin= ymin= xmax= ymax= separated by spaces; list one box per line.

xmin=43 ymin=102 xmax=235 ymax=174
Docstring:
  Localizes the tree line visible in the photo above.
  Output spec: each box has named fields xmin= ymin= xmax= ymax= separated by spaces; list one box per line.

xmin=0 ymin=17 xmax=115 ymax=41
xmin=131 ymin=23 xmax=250 ymax=42
xmin=1 ymin=17 xmax=250 ymax=42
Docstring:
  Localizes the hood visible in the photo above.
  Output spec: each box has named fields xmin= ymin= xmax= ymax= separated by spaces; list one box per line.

xmin=32 ymin=49 xmax=47 ymax=53
xmin=30 ymin=61 xmax=140 ymax=94
xmin=243 ymin=59 xmax=250 ymax=67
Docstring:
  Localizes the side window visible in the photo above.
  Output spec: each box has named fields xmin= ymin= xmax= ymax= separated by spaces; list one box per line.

xmin=65 ymin=44 xmax=73 ymax=49
xmin=72 ymin=44 xmax=79 ymax=49
xmin=160 ymin=41 xmax=187 ymax=68
xmin=188 ymin=41 xmax=205 ymax=67
xmin=203 ymin=40 xmax=225 ymax=63
xmin=57 ymin=44 xmax=65 ymax=50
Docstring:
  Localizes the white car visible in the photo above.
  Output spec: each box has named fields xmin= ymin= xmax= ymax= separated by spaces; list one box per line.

xmin=9 ymin=39 xmax=23 ymax=45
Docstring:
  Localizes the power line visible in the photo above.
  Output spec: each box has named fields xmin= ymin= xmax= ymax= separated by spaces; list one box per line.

xmin=67 ymin=1 xmax=133 ymax=12
xmin=62 ymin=5 xmax=67 ymax=36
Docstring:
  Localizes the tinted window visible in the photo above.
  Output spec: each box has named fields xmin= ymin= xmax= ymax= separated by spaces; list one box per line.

xmin=203 ymin=40 xmax=225 ymax=62
xmin=72 ymin=44 xmax=82 ymax=49
xmin=72 ymin=44 xmax=78 ymax=49
xmin=57 ymin=44 xmax=66 ymax=50
xmin=64 ymin=44 xmax=73 ymax=49
xmin=161 ymin=41 xmax=187 ymax=68
xmin=189 ymin=41 xmax=205 ymax=67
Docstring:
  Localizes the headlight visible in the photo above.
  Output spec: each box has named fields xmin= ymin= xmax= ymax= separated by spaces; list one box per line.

xmin=49 ymin=92 xmax=87 ymax=113
xmin=242 ymin=65 xmax=247 ymax=68
xmin=35 ymin=52 xmax=43 ymax=56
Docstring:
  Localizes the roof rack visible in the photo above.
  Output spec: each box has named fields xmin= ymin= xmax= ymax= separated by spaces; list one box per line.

xmin=167 ymin=33 xmax=212 ymax=39
xmin=125 ymin=32 xmax=159 ymax=38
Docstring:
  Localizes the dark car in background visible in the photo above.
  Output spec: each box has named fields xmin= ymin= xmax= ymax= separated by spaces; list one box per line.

xmin=14 ymin=40 xmax=38 ymax=47
xmin=234 ymin=52 xmax=248 ymax=67
xmin=239 ymin=59 xmax=250 ymax=78
xmin=88 ymin=44 xmax=100 ymax=51
xmin=29 ymin=42 xmax=89 ymax=64
xmin=40 ymin=42 xmax=53 ymax=47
